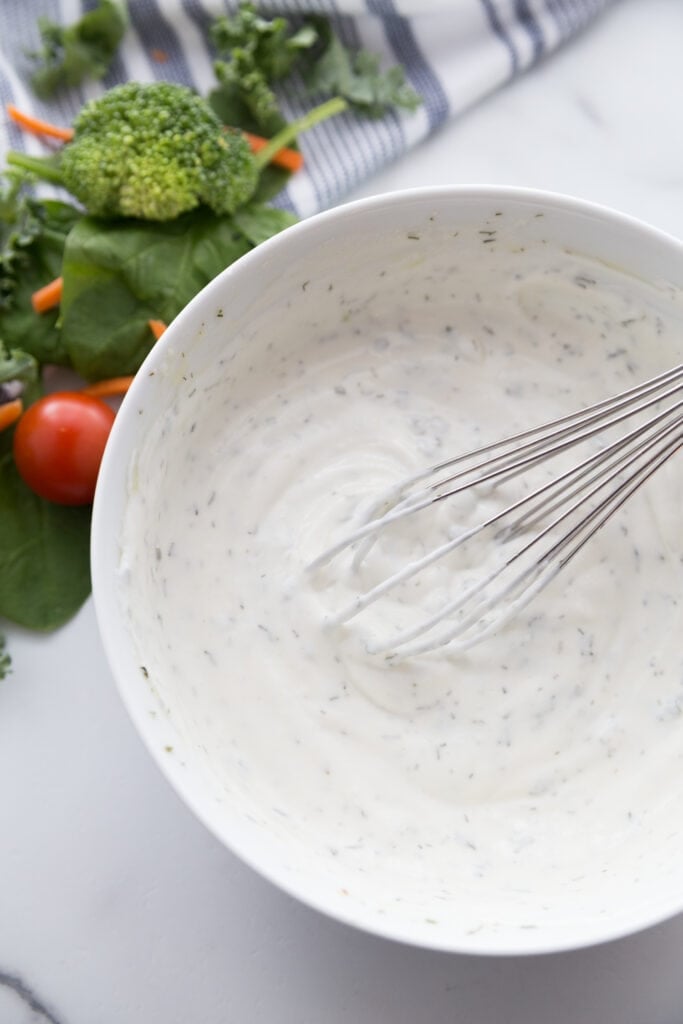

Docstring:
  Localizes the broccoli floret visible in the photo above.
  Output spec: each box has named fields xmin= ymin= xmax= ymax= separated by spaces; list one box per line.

xmin=9 ymin=82 xmax=259 ymax=222
xmin=65 ymin=81 xmax=259 ymax=220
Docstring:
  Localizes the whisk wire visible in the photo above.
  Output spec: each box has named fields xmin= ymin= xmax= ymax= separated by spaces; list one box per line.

xmin=416 ymin=362 xmax=683 ymax=494
xmin=310 ymin=363 xmax=682 ymax=656
xmin=369 ymin=418 xmax=682 ymax=657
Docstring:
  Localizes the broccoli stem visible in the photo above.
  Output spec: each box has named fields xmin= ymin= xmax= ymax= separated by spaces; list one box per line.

xmin=6 ymin=151 xmax=64 ymax=186
xmin=252 ymin=96 xmax=348 ymax=172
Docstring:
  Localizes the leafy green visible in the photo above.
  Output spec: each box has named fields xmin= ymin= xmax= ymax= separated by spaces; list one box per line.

xmin=232 ymin=204 xmax=297 ymax=247
xmin=0 ymin=448 xmax=91 ymax=631
xmin=210 ymin=3 xmax=318 ymax=136
xmin=306 ymin=22 xmax=422 ymax=117
xmin=28 ymin=0 xmax=128 ymax=99
xmin=0 ymin=191 xmax=91 ymax=634
xmin=0 ymin=349 xmax=91 ymax=631
xmin=0 ymin=633 xmax=10 ymax=679
xmin=209 ymin=4 xmax=420 ymax=127
xmin=0 ymin=198 xmax=81 ymax=366
xmin=60 ymin=203 xmax=296 ymax=380
xmin=211 ymin=53 xmax=286 ymax=140
xmin=0 ymin=344 xmax=37 ymax=386
xmin=211 ymin=4 xmax=317 ymax=83
xmin=1 ymin=174 xmax=46 ymax=313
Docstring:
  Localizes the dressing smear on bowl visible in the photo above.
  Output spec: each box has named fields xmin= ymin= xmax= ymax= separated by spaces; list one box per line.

xmin=119 ymin=210 xmax=683 ymax=951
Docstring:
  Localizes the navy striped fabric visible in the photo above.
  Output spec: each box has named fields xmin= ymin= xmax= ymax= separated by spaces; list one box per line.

xmin=0 ymin=0 xmax=615 ymax=216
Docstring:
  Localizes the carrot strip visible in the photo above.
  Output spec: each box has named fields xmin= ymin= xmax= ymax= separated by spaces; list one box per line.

xmin=242 ymin=131 xmax=304 ymax=173
xmin=148 ymin=319 xmax=167 ymax=340
xmin=31 ymin=276 xmax=63 ymax=314
xmin=0 ymin=398 xmax=23 ymax=432
xmin=82 ymin=376 xmax=135 ymax=399
xmin=6 ymin=103 xmax=74 ymax=142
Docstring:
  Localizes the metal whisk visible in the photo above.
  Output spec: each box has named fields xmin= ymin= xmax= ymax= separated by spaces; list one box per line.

xmin=309 ymin=363 xmax=682 ymax=657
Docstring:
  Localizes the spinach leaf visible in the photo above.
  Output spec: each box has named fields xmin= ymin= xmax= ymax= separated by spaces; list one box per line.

xmin=60 ymin=203 xmax=294 ymax=380
xmin=0 ymin=199 xmax=82 ymax=366
xmin=232 ymin=204 xmax=297 ymax=246
xmin=0 ymin=448 xmax=91 ymax=631
xmin=60 ymin=209 xmax=251 ymax=378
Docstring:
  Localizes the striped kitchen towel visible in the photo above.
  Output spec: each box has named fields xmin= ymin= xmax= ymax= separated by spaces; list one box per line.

xmin=0 ymin=0 xmax=615 ymax=217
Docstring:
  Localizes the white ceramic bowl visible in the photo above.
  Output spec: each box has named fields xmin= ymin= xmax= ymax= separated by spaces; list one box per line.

xmin=92 ymin=187 xmax=683 ymax=955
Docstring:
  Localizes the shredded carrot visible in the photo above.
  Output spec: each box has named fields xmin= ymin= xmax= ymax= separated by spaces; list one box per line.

xmin=82 ymin=376 xmax=135 ymax=399
xmin=31 ymin=276 xmax=63 ymax=314
xmin=150 ymin=48 xmax=169 ymax=63
xmin=148 ymin=319 xmax=167 ymax=340
xmin=242 ymin=131 xmax=304 ymax=173
xmin=0 ymin=398 xmax=23 ymax=433
xmin=6 ymin=103 xmax=74 ymax=143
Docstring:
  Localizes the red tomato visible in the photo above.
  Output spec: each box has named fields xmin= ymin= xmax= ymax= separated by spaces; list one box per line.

xmin=13 ymin=392 xmax=116 ymax=506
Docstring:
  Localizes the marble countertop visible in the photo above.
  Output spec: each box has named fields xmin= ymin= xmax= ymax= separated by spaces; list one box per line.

xmin=2 ymin=1 xmax=683 ymax=1021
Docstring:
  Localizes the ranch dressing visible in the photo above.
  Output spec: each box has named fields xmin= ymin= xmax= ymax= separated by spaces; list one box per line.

xmin=120 ymin=224 xmax=683 ymax=942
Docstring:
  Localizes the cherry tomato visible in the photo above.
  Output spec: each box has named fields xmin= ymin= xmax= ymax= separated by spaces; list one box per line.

xmin=13 ymin=392 xmax=116 ymax=505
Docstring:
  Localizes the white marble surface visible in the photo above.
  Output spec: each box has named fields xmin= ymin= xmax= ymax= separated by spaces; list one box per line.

xmin=2 ymin=1 xmax=683 ymax=1021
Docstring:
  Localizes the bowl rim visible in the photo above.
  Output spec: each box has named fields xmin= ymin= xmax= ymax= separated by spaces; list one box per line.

xmin=91 ymin=184 xmax=683 ymax=956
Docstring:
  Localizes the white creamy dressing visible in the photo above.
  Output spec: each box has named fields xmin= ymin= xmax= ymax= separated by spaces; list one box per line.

xmin=121 ymin=223 xmax=683 ymax=939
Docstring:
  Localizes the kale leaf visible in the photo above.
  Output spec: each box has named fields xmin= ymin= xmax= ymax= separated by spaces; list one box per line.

xmin=0 ymin=343 xmax=38 ymax=386
xmin=306 ymin=22 xmax=422 ymax=118
xmin=210 ymin=2 xmax=318 ymax=135
xmin=0 ymin=193 xmax=82 ymax=366
xmin=209 ymin=4 xmax=420 ymax=127
xmin=0 ymin=174 xmax=46 ymax=313
xmin=0 ymin=341 xmax=39 ymax=406
xmin=28 ymin=0 xmax=128 ymax=99
xmin=211 ymin=3 xmax=318 ymax=84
